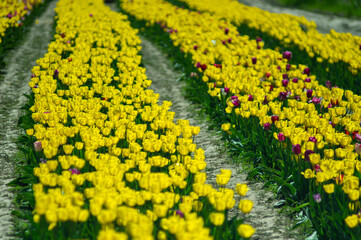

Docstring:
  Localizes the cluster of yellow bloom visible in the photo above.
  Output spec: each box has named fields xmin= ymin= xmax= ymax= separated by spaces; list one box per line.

xmin=120 ymin=0 xmax=361 ymax=229
xmin=179 ymin=0 xmax=361 ymax=74
xmin=0 ymin=0 xmax=43 ymax=44
xmin=27 ymin=0 xmax=254 ymax=238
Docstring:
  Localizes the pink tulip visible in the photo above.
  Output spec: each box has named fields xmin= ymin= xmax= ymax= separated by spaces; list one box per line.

xmin=34 ymin=141 xmax=42 ymax=152
xmin=278 ymin=133 xmax=285 ymax=142
xmin=282 ymin=79 xmax=289 ymax=87
xmin=283 ymin=51 xmax=292 ymax=61
xmin=355 ymin=143 xmax=361 ymax=154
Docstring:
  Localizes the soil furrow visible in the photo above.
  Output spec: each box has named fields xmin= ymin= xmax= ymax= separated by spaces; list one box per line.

xmin=238 ymin=0 xmax=361 ymax=36
xmin=0 ymin=1 xmax=57 ymax=239
xmin=140 ymin=36 xmax=303 ymax=240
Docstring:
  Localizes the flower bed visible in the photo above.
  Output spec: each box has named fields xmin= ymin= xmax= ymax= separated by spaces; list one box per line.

xmin=165 ymin=0 xmax=361 ymax=96
xmin=178 ymin=0 xmax=361 ymax=74
xmin=0 ymin=0 xmax=49 ymax=69
xmin=119 ymin=0 xmax=361 ymax=238
xmin=15 ymin=0 xmax=254 ymax=239
xmin=0 ymin=0 xmax=43 ymax=44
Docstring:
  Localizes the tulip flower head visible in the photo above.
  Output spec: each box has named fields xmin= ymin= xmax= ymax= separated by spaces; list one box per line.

xmin=313 ymin=193 xmax=322 ymax=203
xmin=277 ymin=132 xmax=285 ymax=141
xmin=283 ymin=51 xmax=292 ymax=61
xmin=279 ymin=92 xmax=287 ymax=101
xmin=304 ymin=150 xmax=314 ymax=161
xmin=292 ymin=144 xmax=301 ymax=154
xmin=34 ymin=141 xmax=42 ymax=152
xmin=326 ymin=81 xmax=332 ymax=88
xmin=355 ymin=134 xmax=361 ymax=142
xmin=263 ymin=123 xmax=271 ymax=131
xmin=282 ymin=79 xmax=289 ymax=87
xmin=355 ymin=143 xmax=361 ymax=154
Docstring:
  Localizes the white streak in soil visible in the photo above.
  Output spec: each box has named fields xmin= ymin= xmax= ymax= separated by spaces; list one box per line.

xmin=0 ymin=1 xmax=57 ymax=238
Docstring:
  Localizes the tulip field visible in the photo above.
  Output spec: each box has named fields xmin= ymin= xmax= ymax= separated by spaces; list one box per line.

xmin=2 ymin=0 xmax=361 ymax=239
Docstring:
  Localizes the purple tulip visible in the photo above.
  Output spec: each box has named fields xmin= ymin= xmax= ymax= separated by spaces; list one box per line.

xmin=263 ymin=123 xmax=271 ymax=131
xmin=307 ymin=89 xmax=313 ymax=98
xmin=313 ymin=193 xmax=322 ymax=203
xmin=69 ymin=168 xmax=81 ymax=174
xmin=252 ymin=57 xmax=257 ymax=64
xmin=232 ymin=99 xmax=240 ymax=107
xmin=292 ymin=144 xmax=301 ymax=155
xmin=292 ymin=78 xmax=298 ymax=83
xmin=176 ymin=210 xmax=184 ymax=218
xmin=225 ymin=28 xmax=229 ymax=35
xmin=304 ymin=150 xmax=314 ymax=161
xmin=262 ymin=96 xmax=268 ymax=105
xmin=309 ymin=137 xmax=317 ymax=143
xmin=304 ymin=78 xmax=311 ymax=82
xmin=278 ymin=133 xmax=285 ymax=142
xmin=283 ymin=51 xmax=292 ymax=61
xmin=310 ymin=97 xmax=321 ymax=105
xmin=256 ymin=37 xmax=262 ymax=42
xmin=325 ymin=81 xmax=332 ymax=88
xmin=282 ymin=79 xmax=289 ymax=87
xmin=224 ymin=87 xmax=230 ymax=93
xmin=303 ymin=68 xmax=310 ymax=76
xmin=282 ymin=74 xmax=289 ymax=79
xmin=248 ymin=95 xmax=253 ymax=101
xmin=279 ymin=92 xmax=287 ymax=101
xmin=53 ymin=69 xmax=59 ymax=79
xmin=286 ymin=64 xmax=291 ymax=71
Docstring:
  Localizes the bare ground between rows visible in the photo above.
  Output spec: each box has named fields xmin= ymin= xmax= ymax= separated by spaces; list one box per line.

xmin=139 ymin=35 xmax=306 ymax=240
xmin=238 ymin=0 xmax=361 ymax=36
xmin=0 ymin=1 xmax=57 ymax=239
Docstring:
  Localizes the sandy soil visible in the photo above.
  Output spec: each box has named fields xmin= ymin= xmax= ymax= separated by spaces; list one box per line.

xmin=0 ymin=1 xmax=57 ymax=239
xmin=239 ymin=0 xmax=361 ymax=36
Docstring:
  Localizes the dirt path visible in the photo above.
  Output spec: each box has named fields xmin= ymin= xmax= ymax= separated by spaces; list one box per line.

xmin=238 ymin=0 xmax=361 ymax=36
xmin=0 ymin=1 xmax=57 ymax=238
xmin=140 ymin=36 xmax=304 ymax=240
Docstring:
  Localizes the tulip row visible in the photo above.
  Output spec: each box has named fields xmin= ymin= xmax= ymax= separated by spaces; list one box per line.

xmin=163 ymin=0 xmax=361 ymax=96
xmin=177 ymin=0 xmax=361 ymax=75
xmin=119 ymin=0 xmax=361 ymax=238
xmin=17 ymin=0 xmax=255 ymax=239
xmin=0 ymin=0 xmax=43 ymax=44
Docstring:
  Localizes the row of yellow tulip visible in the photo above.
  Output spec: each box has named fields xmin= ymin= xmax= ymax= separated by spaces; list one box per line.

xmin=179 ymin=0 xmax=361 ymax=75
xmin=26 ymin=0 xmax=254 ymax=238
xmin=0 ymin=0 xmax=43 ymax=44
xmin=120 ymin=0 xmax=361 ymax=230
